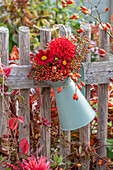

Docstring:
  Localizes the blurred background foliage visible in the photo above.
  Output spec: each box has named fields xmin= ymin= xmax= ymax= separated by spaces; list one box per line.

xmin=0 ymin=0 xmax=87 ymax=53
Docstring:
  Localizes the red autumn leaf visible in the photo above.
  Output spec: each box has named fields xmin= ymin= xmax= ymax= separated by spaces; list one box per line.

xmin=20 ymin=138 xmax=29 ymax=155
xmin=3 ymin=67 xmax=12 ymax=77
xmin=8 ymin=118 xmax=19 ymax=130
xmin=108 ymin=101 xmax=113 ymax=107
xmin=43 ymin=121 xmax=52 ymax=126
xmin=18 ymin=116 xmax=24 ymax=123
xmin=5 ymin=163 xmax=20 ymax=170
xmin=4 ymin=92 xmax=13 ymax=96
xmin=37 ymin=122 xmax=43 ymax=126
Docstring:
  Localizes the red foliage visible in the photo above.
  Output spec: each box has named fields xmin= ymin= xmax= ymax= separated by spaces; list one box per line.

xmin=9 ymin=118 xmax=19 ymax=130
xmin=3 ymin=67 xmax=12 ymax=77
xmin=5 ymin=163 xmax=20 ymax=170
xmin=20 ymin=138 xmax=29 ymax=155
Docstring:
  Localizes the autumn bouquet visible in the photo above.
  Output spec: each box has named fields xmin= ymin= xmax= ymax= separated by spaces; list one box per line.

xmin=29 ymin=35 xmax=90 ymax=99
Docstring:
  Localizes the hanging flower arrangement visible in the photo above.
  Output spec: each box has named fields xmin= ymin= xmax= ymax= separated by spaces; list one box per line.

xmin=28 ymin=35 xmax=90 ymax=99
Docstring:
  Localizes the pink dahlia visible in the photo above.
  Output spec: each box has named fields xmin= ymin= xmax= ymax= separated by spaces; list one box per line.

xmin=49 ymin=37 xmax=76 ymax=60
xmin=34 ymin=49 xmax=55 ymax=65
xmin=20 ymin=155 xmax=50 ymax=170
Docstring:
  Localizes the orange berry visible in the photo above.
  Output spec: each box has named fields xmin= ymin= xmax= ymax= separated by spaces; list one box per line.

xmin=99 ymin=160 xmax=102 ymax=163
xmin=81 ymin=6 xmax=87 ymax=10
xmin=110 ymin=78 xmax=113 ymax=82
xmin=89 ymin=45 xmax=94 ymax=49
xmin=77 ymin=83 xmax=82 ymax=90
xmin=98 ymin=160 xmax=102 ymax=166
xmin=106 ymin=22 xmax=111 ymax=29
xmin=57 ymin=87 xmax=63 ymax=93
xmin=73 ymin=77 xmax=78 ymax=82
xmin=73 ymin=93 xmax=78 ymax=100
xmin=66 ymin=0 xmax=73 ymax=4
xmin=62 ymin=0 xmax=66 ymax=4
xmin=103 ymin=26 xmax=108 ymax=31
xmin=82 ymin=10 xmax=88 ymax=15
xmin=74 ymin=73 xmax=81 ymax=78
xmin=68 ymin=73 xmax=74 ymax=80
xmin=70 ymin=16 xmax=74 ymax=19
xmin=62 ymin=4 xmax=66 ymax=7
xmin=105 ymin=7 xmax=109 ymax=11
xmin=52 ymin=66 xmax=56 ymax=73
xmin=77 ymin=28 xmax=84 ymax=33
xmin=73 ymin=14 xmax=79 ymax=19
xmin=99 ymin=49 xmax=106 ymax=55
xmin=77 ymin=163 xmax=81 ymax=167
xmin=59 ymin=168 xmax=63 ymax=170
xmin=80 ymin=81 xmax=85 ymax=87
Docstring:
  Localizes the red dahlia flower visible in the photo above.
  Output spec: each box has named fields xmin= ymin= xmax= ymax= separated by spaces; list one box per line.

xmin=49 ymin=37 xmax=76 ymax=60
xmin=34 ymin=49 xmax=55 ymax=65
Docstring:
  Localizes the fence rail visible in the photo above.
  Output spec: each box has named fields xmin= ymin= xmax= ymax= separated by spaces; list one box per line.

xmin=0 ymin=24 xmax=112 ymax=170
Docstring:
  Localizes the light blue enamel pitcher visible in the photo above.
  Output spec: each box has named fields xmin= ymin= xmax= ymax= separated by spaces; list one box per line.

xmin=44 ymin=64 xmax=96 ymax=131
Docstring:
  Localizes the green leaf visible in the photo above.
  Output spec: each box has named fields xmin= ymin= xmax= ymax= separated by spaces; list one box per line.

xmin=58 ymin=155 xmax=62 ymax=164
xmin=76 ymin=6 xmax=81 ymax=11
xmin=30 ymin=0 xmax=33 ymax=5
xmin=54 ymin=151 xmax=58 ymax=163
xmin=79 ymin=145 xmax=82 ymax=154
xmin=0 ymin=154 xmax=3 ymax=161
xmin=52 ymin=7 xmax=59 ymax=12
xmin=5 ymin=168 xmax=12 ymax=170
xmin=50 ymin=162 xmax=57 ymax=167
xmin=0 ymin=78 xmax=3 ymax=84
xmin=7 ymin=86 xmax=12 ymax=93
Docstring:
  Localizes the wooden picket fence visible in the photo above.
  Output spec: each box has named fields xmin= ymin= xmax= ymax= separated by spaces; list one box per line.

xmin=0 ymin=24 xmax=113 ymax=170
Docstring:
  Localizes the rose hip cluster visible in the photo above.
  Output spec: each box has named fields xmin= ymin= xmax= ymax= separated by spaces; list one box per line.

xmin=28 ymin=35 xmax=90 ymax=99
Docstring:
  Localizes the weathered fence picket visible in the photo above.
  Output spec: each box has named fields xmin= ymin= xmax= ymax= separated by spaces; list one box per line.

xmin=19 ymin=26 xmax=30 ymax=154
xmin=96 ymin=27 xmax=110 ymax=170
xmin=79 ymin=23 xmax=91 ymax=170
xmin=0 ymin=27 xmax=9 ymax=136
xmin=40 ymin=27 xmax=51 ymax=159
xmin=0 ymin=24 xmax=112 ymax=169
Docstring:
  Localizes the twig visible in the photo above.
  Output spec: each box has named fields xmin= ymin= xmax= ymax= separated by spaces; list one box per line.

xmin=97 ymin=0 xmax=102 ymax=7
